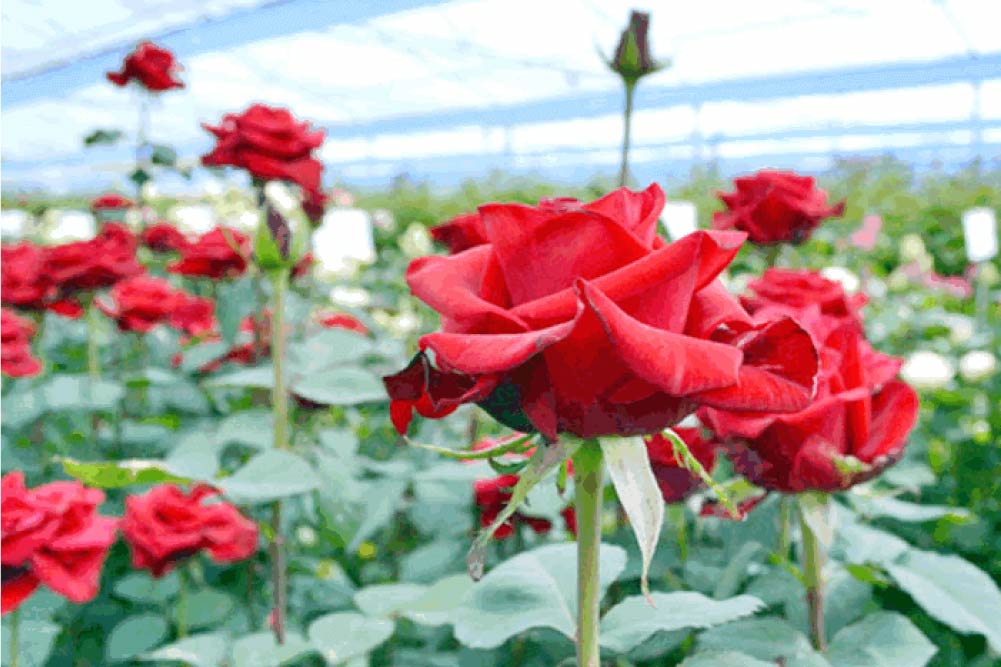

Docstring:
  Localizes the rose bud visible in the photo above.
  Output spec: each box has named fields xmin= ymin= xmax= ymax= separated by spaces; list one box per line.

xmin=712 ymin=170 xmax=845 ymax=245
xmin=605 ymin=10 xmax=666 ymax=83
xmin=1 ymin=472 xmax=118 ymax=613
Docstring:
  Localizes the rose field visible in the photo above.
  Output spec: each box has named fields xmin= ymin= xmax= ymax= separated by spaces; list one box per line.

xmin=2 ymin=7 xmax=1001 ymax=667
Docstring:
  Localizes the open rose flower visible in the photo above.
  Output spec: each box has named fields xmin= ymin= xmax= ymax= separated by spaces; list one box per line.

xmin=170 ymin=294 xmax=217 ymax=337
xmin=741 ymin=268 xmax=866 ymax=328
xmin=106 ymin=41 xmax=184 ymax=92
xmin=96 ymin=275 xmax=184 ymax=333
xmin=1 ymin=308 xmax=42 ymax=378
xmin=645 ymin=427 xmax=717 ymax=503
xmin=121 ymin=485 xmax=257 ymax=577
xmin=202 ymin=104 xmax=324 ymax=199
xmin=702 ymin=307 xmax=918 ymax=493
xmin=384 ymin=184 xmax=819 ymax=439
xmin=167 ymin=227 xmax=249 ymax=279
xmin=45 ymin=223 xmax=143 ymax=294
xmin=141 ymin=222 xmax=189 ymax=253
xmin=713 ymin=170 xmax=845 ymax=245
xmin=2 ymin=472 xmax=118 ymax=613
xmin=431 ymin=197 xmax=583 ymax=255
xmin=2 ymin=244 xmax=83 ymax=318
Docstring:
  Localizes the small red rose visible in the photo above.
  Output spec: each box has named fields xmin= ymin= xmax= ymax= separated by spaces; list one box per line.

xmin=121 ymin=484 xmax=258 ymax=577
xmin=1 ymin=472 xmax=118 ymax=613
xmin=96 ymin=275 xmax=184 ymax=333
xmin=169 ymin=293 xmax=217 ymax=337
xmin=712 ymin=170 xmax=845 ymax=245
xmin=1 ymin=308 xmax=42 ymax=378
xmin=167 ymin=227 xmax=249 ymax=279
xmin=141 ymin=222 xmax=189 ymax=253
xmin=106 ymin=41 xmax=184 ymax=92
xmin=741 ymin=268 xmax=866 ymax=328
xmin=45 ymin=223 xmax=143 ymax=294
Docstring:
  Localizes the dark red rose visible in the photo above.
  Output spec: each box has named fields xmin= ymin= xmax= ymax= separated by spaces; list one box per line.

xmin=45 ymin=223 xmax=143 ymax=293
xmin=121 ymin=485 xmax=257 ymax=578
xmin=385 ymin=185 xmax=819 ymax=439
xmin=202 ymin=104 xmax=324 ymax=198
xmin=741 ymin=268 xmax=866 ymax=327
xmin=90 ymin=193 xmax=133 ymax=211
xmin=1 ymin=308 xmax=42 ymax=378
xmin=702 ymin=310 xmax=918 ymax=493
xmin=317 ymin=311 xmax=368 ymax=335
xmin=1 ymin=472 xmax=118 ymax=613
xmin=96 ymin=275 xmax=183 ymax=333
xmin=712 ymin=170 xmax=845 ymax=245
xmin=141 ymin=222 xmax=189 ymax=253
xmin=302 ymin=190 xmax=328 ymax=225
xmin=169 ymin=294 xmax=217 ymax=337
xmin=430 ymin=196 xmax=583 ymax=255
xmin=384 ymin=352 xmax=494 ymax=434
xmin=645 ymin=427 xmax=717 ymax=504
xmin=2 ymin=243 xmax=54 ymax=310
xmin=167 ymin=227 xmax=249 ymax=279
xmin=106 ymin=41 xmax=184 ymax=92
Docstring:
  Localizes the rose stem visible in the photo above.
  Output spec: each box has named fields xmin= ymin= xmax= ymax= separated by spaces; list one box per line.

xmin=269 ymin=266 xmax=290 ymax=644
xmin=765 ymin=244 xmax=782 ymax=268
xmin=799 ymin=504 xmax=827 ymax=652
xmin=10 ymin=607 xmax=19 ymax=667
xmin=86 ymin=302 xmax=101 ymax=382
xmin=618 ymin=80 xmax=636 ymax=188
xmin=777 ymin=496 xmax=792 ymax=561
xmin=176 ymin=565 xmax=189 ymax=638
xmin=572 ymin=442 xmax=604 ymax=667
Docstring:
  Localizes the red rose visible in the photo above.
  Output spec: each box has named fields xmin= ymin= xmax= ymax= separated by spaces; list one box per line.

xmin=169 ymin=294 xmax=217 ymax=337
xmin=1 ymin=308 xmax=42 ymax=378
xmin=141 ymin=222 xmax=189 ymax=253
xmin=201 ymin=104 xmax=324 ymax=198
xmin=96 ymin=275 xmax=184 ymax=333
xmin=741 ymin=268 xmax=866 ymax=326
xmin=1 ymin=243 xmax=84 ymax=318
xmin=106 ymin=41 xmax=184 ymax=92
xmin=317 ymin=311 xmax=368 ymax=335
xmin=430 ymin=196 xmax=584 ymax=254
xmin=302 ymin=190 xmax=328 ymax=225
xmin=645 ymin=427 xmax=717 ymax=504
xmin=712 ymin=170 xmax=845 ymax=245
xmin=45 ymin=223 xmax=143 ymax=293
xmin=91 ymin=193 xmax=134 ymax=211
xmin=385 ymin=185 xmax=819 ymax=440
xmin=121 ymin=485 xmax=257 ymax=577
xmin=167 ymin=227 xmax=249 ymax=279
xmin=702 ymin=311 xmax=918 ymax=493
xmin=1 ymin=472 xmax=118 ymax=613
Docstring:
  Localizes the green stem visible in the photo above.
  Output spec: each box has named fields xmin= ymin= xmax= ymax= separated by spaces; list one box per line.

xmin=9 ymin=606 xmax=19 ymax=667
xmin=136 ymin=93 xmax=150 ymax=216
xmin=777 ymin=496 xmax=792 ymax=561
xmin=176 ymin=566 xmax=188 ymax=639
xmin=618 ymin=81 xmax=636 ymax=188
xmin=86 ymin=304 xmax=101 ymax=381
xmin=572 ymin=442 xmax=604 ymax=667
xmin=765 ymin=244 xmax=782 ymax=268
xmin=269 ymin=267 xmax=290 ymax=644
xmin=799 ymin=505 xmax=827 ymax=652
xmin=668 ymin=504 xmax=688 ymax=562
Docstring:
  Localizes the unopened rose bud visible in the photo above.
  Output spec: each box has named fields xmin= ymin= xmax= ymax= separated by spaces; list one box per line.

xmin=606 ymin=10 xmax=666 ymax=84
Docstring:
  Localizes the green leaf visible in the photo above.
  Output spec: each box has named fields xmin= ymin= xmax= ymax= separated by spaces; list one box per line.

xmin=291 ymin=367 xmax=386 ymax=406
xmin=232 ymin=631 xmax=314 ymax=667
xmin=401 ymin=574 xmax=474 ymax=626
xmin=833 ymin=517 xmax=910 ymax=565
xmin=179 ymin=341 xmax=230 ymax=374
xmin=354 ymin=583 xmax=427 ymax=618
xmin=220 ymin=450 xmax=320 ymax=504
xmin=453 ymin=542 xmax=627 ymax=648
xmin=41 ymin=375 xmax=124 ymax=411
xmin=307 ymin=613 xmax=394 ymax=665
xmin=289 ymin=328 xmax=374 ymax=371
xmin=680 ymin=651 xmax=774 ymax=667
xmin=598 ymin=435 xmax=663 ymax=600
xmin=140 ymin=632 xmax=229 ymax=667
xmin=106 ymin=613 xmax=169 ymax=662
xmin=83 ymin=128 xmax=124 ymax=146
xmin=886 ymin=548 xmax=1001 ymax=651
xmin=130 ymin=167 xmax=151 ymax=187
xmin=600 ymin=592 xmax=764 ymax=654
xmin=347 ymin=478 xmax=407 ymax=551
xmin=1 ymin=617 xmax=60 ymax=667
xmin=826 ymin=612 xmax=936 ymax=667
xmin=60 ymin=458 xmax=191 ymax=488
xmin=217 ymin=409 xmax=274 ymax=449
xmin=205 ymin=365 xmax=275 ymax=389
xmin=114 ymin=570 xmax=181 ymax=603
xmin=172 ymin=589 xmax=235 ymax=630
xmin=150 ymin=144 xmax=178 ymax=167
xmin=848 ymin=495 xmax=970 ymax=522
xmin=697 ymin=617 xmax=824 ymax=664
xmin=216 ymin=277 xmax=257 ymax=345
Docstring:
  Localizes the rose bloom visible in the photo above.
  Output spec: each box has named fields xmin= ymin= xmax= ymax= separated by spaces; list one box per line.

xmin=645 ymin=427 xmax=716 ymax=503
xmin=96 ymin=275 xmax=184 ymax=333
xmin=167 ymin=227 xmax=249 ymax=279
xmin=384 ymin=184 xmax=819 ymax=440
xmin=90 ymin=193 xmax=134 ymax=212
xmin=202 ymin=104 xmax=325 ymax=200
xmin=106 ymin=41 xmax=184 ymax=92
xmin=1 ymin=243 xmax=83 ymax=318
xmin=1 ymin=308 xmax=42 ymax=378
xmin=141 ymin=222 xmax=189 ymax=253
xmin=741 ymin=268 xmax=866 ymax=326
xmin=702 ymin=307 xmax=918 ymax=493
xmin=431 ymin=196 xmax=583 ymax=255
xmin=712 ymin=170 xmax=845 ymax=245
xmin=169 ymin=293 xmax=217 ymax=337
xmin=1 ymin=472 xmax=118 ymax=613
xmin=45 ymin=223 xmax=143 ymax=293
xmin=121 ymin=484 xmax=258 ymax=577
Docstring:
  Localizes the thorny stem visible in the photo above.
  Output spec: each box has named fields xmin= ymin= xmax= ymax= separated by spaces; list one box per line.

xmin=799 ymin=505 xmax=827 ymax=652
xmin=269 ymin=267 xmax=290 ymax=644
xmin=618 ymin=81 xmax=636 ymax=188
xmin=572 ymin=442 xmax=604 ymax=667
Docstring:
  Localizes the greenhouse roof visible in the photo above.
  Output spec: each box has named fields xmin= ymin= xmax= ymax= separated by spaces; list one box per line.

xmin=2 ymin=0 xmax=1000 ymax=193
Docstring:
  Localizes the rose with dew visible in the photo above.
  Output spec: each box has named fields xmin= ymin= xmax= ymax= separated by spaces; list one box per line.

xmin=712 ymin=170 xmax=845 ymax=245
xmin=106 ymin=41 xmax=184 ymax=92
xmin=1 ymin=472 xmax=118 ymax=613
xmin=384 ymin=184 xmax=819 ymax=440
xmin=121 ymin=484 xmax=257 ymax=577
